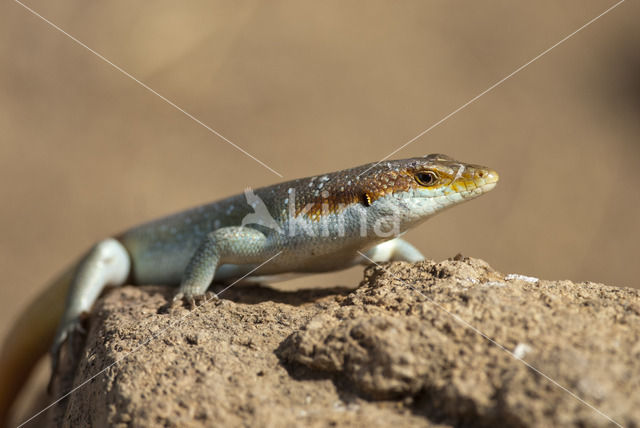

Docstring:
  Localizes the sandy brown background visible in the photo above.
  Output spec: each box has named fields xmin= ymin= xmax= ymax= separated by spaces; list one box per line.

xmin=1 ymin=0 xmax=639 ymax=410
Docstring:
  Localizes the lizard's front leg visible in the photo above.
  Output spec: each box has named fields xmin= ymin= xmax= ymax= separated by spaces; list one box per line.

xmin=175 ymin=226 xmax=272 ymax=303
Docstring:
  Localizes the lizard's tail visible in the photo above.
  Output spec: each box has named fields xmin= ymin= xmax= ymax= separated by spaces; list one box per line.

xmin=0 ymin=267 xmax=73 ymax=428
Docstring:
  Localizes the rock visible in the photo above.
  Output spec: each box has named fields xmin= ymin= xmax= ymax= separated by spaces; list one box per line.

xmin=50 ymin=257 xmax=639 ymax=427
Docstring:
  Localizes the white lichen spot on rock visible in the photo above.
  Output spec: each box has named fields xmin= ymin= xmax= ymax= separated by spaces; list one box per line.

xmin=505 ymin=273 xmax=539 ymax=283
xmin=513 ymin=343 xmax=533 ymax=359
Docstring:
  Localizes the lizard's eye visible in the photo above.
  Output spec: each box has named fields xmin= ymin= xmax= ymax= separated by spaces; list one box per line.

xmin=415 ymin=171 xmax=438 ymax=187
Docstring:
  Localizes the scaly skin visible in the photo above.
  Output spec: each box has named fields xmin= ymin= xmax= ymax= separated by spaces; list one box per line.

xmin=0 ymin=154 xmax=498 ymax=426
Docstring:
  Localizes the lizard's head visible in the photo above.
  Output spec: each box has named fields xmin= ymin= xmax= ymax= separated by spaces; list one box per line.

xmin=357 ymin=154 xmax=499 ymax=233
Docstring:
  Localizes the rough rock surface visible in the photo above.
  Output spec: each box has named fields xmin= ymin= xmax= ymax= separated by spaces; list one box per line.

xmin=49 ymin=256 xmax=639 ymax=427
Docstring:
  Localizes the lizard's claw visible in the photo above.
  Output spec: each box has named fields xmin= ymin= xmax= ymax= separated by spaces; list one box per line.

xmin=172 ymin=291 xmax=218 ymax=309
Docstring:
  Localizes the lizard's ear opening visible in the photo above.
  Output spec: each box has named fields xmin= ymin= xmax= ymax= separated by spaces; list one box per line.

xmin=361 ymin=192 xmax=372 ymax=207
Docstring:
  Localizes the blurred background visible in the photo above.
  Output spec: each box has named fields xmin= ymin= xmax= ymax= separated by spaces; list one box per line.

xmin=1 ymin=0 xmax=639 ymax=420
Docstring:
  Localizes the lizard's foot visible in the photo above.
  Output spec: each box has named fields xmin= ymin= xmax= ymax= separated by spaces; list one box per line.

xmin=172 ymin=291 xmax=219 ymax=309
xmin=48 ymin=317 xmax=88 ymax=393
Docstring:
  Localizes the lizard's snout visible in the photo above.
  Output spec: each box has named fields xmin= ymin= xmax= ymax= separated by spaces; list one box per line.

xmin=475 ymin=169 xmax=499 ymax=192
xmin=448 ymin=166 xmax=499 ymax=195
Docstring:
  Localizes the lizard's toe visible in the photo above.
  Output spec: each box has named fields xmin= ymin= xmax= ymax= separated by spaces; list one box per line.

xmin=172 ymin=291 xmax=218 ymax=309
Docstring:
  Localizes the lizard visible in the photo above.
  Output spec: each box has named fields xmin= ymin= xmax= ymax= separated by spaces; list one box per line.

xmin=0 ymin=154 xmax=498 ymax=425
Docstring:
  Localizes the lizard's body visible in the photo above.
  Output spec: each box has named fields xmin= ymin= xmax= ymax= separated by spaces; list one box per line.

xmin=0 ymin=155 xmax=498 ymax=425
